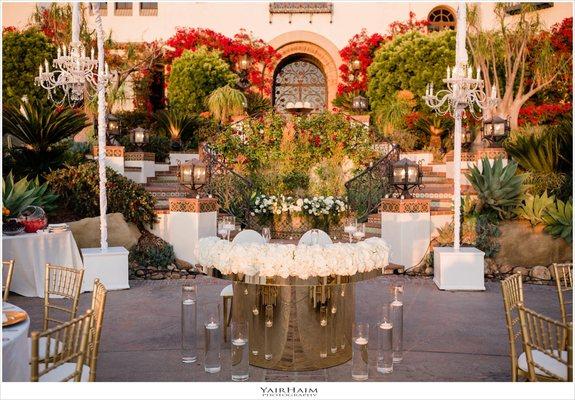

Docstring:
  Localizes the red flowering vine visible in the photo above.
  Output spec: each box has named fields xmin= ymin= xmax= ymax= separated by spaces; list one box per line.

xmin=164 ymin=28 xmax=280 ymax=94
xmin=518 ymin=103 xmax=572 ymax=126
xmin=337 ymin=12 xmax=429 ymax=96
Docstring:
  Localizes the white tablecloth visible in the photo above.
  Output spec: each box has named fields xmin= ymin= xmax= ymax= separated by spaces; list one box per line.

xmin=2 ymin=302 xmax=30 ymax=382
xmin=2 ymin=231 xmax=83 ymax=297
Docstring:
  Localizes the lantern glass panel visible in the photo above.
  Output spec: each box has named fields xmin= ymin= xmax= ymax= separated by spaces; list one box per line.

xmin=407 ymin=165 xmax=418 ymax=183
xmin=493 ymin=122 xmax=505 ymax=137
xmin=193 ymin=165 xmax=207 ymax=186
xmin=393 ymin=166 xmax=406 ymax=184
xmin=180 ymin=164 xmax=193 ymax=185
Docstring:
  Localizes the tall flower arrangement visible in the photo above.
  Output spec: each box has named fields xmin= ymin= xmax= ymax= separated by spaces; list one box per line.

xmin=164 ymin=28 xmax=280 ymax=94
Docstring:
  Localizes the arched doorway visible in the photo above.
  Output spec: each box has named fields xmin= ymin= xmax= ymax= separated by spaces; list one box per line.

xmin=273 ymin=54 xmax=327 ymax=112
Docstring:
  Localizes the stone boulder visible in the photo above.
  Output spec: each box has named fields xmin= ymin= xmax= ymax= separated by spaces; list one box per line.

xmin=530 ymin=265 xmax=551 ymax=281
xmin=69 ymin=213 xmax=141 ymax=250
xmin=494 ymin=220 xmax=572 ymax=267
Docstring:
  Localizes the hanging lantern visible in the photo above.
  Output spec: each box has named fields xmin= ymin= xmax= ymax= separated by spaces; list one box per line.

xmin=481 ymin=116 xmax=509 ymax=146
xmin=352 ymin=95 xmax=369 ymax=112
xmin=130 ymin=127 xmax=149 ymax=151
xmin=390 ymin=158 xmax=423 ymax=199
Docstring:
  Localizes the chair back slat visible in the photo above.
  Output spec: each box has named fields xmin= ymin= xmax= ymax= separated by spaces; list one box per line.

xmin=2 ymin=260 xmax=15 ymax=301
xmin=31 ymin=310 xmax=93 ymax=382
xmin=500 ymin=274 xmax=524 ymax=381
xmin=518 ymin=303 xmax=572 ymax=382
xmin=552 ymin=263 xmax=573 ymax=325
xmin=43 ymin=264 xmax=84 ymax=330
xmin=87 ymin=279 xmax=108 ymax=382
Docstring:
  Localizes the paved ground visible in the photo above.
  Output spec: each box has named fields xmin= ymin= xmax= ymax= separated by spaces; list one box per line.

xmin=7 ymin=275 xmax=561 ymax=382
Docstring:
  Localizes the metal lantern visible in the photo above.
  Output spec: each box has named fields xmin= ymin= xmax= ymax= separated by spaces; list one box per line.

xmin=350 ymin=59 xmax=361 ymax=71
xmin=481 ymin=115 xmax=509 ymax=146
xmin=107 ymin=114 xmax=120 ymax=136
xmin=130 ymin=127 xmax=149 ymax=150
xmin=352 ymin=95 xmax=368 ymax=112
xmin=390 ymin=158 xmax=423 ymax=199
xmin=237 ymin=54 xmax=251 ymax=90
xmin=178 ymin=159 xmax=208 ymax=191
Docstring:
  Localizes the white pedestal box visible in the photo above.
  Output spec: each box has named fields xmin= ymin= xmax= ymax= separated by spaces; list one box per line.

xmin=92 ymin=146 xmax=125 ymax=175
xmin=124 ymin=152 xmax=156 ymax=184
xmin=433 ymin=247 xmax=485 ymax=291
xmin=81 ymin=247 xmax=129 ymax=292
xmin=167 ymin=198 xmax=218 ymax=265
xmin=379 ymin=198 xmax=431 ymax=269
xmin=169 ymin=152 xmax=199 ymax=167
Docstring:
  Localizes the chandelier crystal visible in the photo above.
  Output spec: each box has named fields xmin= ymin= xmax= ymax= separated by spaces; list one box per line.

xmin=35 ymin=41 xmax=110 ymax=105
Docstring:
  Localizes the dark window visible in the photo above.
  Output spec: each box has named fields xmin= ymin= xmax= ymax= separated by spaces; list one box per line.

xmin=140 ymin=2 xmax=158 ymax=10
xmin=115 ymin=2 xmax=132 ymax=10
xmin=428 ymin=6 xmax=456 ymax=32
xmin=89 ymin=3 xmax=108 ymax=15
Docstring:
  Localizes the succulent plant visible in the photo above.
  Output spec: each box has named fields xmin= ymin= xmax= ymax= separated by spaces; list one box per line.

xmin=542 ymin=199 xmax=572 ymax=243
xmin=515 ymin=191 xmax=555 ymax=226
xmin=435 ymin=219 xmax=477 ymax=247
xmin=465 ymin=157 xmax=525 ymax=220
xmin=2 ymin=171 xmax=58 ymax=218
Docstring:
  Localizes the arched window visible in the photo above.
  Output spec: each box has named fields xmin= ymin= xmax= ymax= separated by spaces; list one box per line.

xmin=428 ymin=6 xmax=456 ymax=32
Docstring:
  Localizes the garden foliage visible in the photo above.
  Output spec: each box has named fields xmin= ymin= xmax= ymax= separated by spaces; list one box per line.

xmin=167 ymin=48 xmax=237 ymax=116
xmin=129 ymin=232 xmax=175 ymax=270
xmin=46 ymin=162 xmax=157 ymax=229
xmin=2 ymin=172 xmax=58 ymax=218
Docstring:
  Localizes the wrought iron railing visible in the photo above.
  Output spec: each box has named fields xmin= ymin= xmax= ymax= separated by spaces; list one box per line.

xmin=344 ymin=145 xmax=400 ymax=222
xmin=203 ymin=143 xmax=254 ymax=227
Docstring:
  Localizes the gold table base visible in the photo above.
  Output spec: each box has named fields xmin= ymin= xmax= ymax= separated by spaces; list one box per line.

xmin=232 ymin=282 xmax=354 ymax=371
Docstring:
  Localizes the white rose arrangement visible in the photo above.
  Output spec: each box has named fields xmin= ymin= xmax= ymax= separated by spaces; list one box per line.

xmin=198 ymin=237 xmax=391 ymax=279
xmin=252 ymin=194 xmax=347 ymax=217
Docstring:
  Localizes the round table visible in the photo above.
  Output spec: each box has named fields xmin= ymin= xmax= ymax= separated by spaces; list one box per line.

xmin=2 ymin=302 xmax=30 ymax=382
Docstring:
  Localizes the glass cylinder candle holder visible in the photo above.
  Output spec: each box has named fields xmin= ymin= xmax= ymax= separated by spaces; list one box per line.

xmin=231 ymin=322 xmax=249 ymax=381
xmin=351 ymin=322 xmax=369 ymax=381
xmin=319 ymin=305 xmax=328 ymax=358
xmin=264 ymin=304 xmax=273 ymax=361
xmin=377 ymin=305 xmax=393 ymax=374
xmin=181 ymin=285 xmax=198 ymax=363
xmin=390 ymin=285 xmax=404 ymax=363
xmin=204 ymin=303 xmax=221 ymax=373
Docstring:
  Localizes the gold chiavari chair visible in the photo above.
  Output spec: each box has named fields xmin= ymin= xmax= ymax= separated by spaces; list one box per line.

xmin=43 ymin=264 xmax=84 ymax=330
xmin=517 ymin=303 xmax=573 ymax=382
xmin=551 ymin=263 xmax=573 ymax=326
xmin=500 ymin=274 xmax=526 ymax=381
xmin=86 ymin=279 xmax=107 ymax=381
xmin=2 ymin=259 xmax=15 ymax=301
xmin=30 ymin=310 xmax=93 ymax=382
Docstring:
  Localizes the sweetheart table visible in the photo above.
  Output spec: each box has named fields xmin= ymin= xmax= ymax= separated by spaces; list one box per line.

xmin=200 ymin=237 xmax=390 ymax=371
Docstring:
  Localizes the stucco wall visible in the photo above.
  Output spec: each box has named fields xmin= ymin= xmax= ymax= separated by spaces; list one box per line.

xmin=3 ymin=2 xmax=572 ymax=45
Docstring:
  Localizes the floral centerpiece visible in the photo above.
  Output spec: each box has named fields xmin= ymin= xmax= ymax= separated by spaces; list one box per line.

xmin=198 ymin=237 xmax=390 ymax=279
xmin=251 ymin=194 xmax=347 ymax=234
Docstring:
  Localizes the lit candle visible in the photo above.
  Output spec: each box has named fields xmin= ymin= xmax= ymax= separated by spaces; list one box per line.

xmin=468 ymin=66 xmax=472 ymax=78
xmin=476 ymin=67 xmax=481 ymax=80
xmin=57 ymin=46 xmax=61 ymax=58
xmin=105 ymin=63 xmax=109 ymax=75
xmin=491 ymin=86 xmax=497 ymax=99
xmin=63 ymin=45 xmax=67 ymax=56
xmin=430 ymin=83 xmax=434 ymax=95
xmin=39 ymin=64 xmax=43 ymax=75
xmin=44 ymin=59 xmax=49 ymax=72
xmin=91 ymin=48 xmax=95 ymax=60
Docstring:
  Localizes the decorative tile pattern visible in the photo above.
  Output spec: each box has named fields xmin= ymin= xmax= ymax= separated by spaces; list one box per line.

xmin=125 ymin=152 xmax=155 ymax=162
xmin=92 ymin=146 xmax=125 ymax=157
xmin=169 ymin=198 xmax=219 ymax=213
xmin=475 ymin=148 xmax=508 ymax=161
xmin=445 ymin=151 xmax=474 ymax=162
xmin=379 ymin=198 xmax=431 ymax=213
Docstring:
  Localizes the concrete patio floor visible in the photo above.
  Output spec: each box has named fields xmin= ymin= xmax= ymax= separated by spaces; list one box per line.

xmin=7 ymin=275 xmax=562 ymax=382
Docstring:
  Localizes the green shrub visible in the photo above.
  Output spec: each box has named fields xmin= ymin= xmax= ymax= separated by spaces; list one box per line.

xmin=2 ymin=29 xmax=55 ymax=105
xmin=3 ymin=100 xmax=90 ymax=178
xmin=129 ymin=232 xmax=175 ymax=270
xmin=515 ymin=192 xmax=555 ymax=226
xmin=167 ymin=47 xmax=237 ymax=116
xmin=2 ymin=171 xmax=58 ymax=218
xmin=245 ymin=91 xmax=272 ymax=118
xmin=46 ymin=162 xmax=157 ymax=228
xmin=542 ymin=199 xmax=572 ymax=243
xmin=154 ymin=109 xmax=197 ymax=145
xmin=207 ymin=84 xmax=246 ymax=124
xmin=465 ymin=157 xmax=525 ymax=220
xmin=368 ymin=30 xmax=455 ymax=110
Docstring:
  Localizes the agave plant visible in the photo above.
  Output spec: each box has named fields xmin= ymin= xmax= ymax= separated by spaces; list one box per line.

xmin=207 ymin=84 xmax=247 ymax=124
xmin=155 ymin=109 xmax=196 ymax=145
xmin=515 ymin=191 xmax=555 ymax=226
xmin=2 ymin=100 xmax=90 ymax=177
xmin=505 ymin=130 xmax=558 ymax=173
xmin=465 ymin=157 xmax=525 ymax=219
xmin=2 ymin=171 xmax=58 ymax=218
xmin=435 ymin=219 xmax=477 ymax=247
xmin=542 ymin=199 xmax=572 ymax=243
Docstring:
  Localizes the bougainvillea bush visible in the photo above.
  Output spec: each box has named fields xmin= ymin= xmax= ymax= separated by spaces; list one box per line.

xmin=165 ymin=28 xmax=280 ymax=95
xmin=46 ymin=162 xmax=157 ymax=229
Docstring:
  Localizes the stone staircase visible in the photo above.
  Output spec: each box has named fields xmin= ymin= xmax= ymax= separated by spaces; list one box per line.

xmin=144 ymin=165 xmax=194 ymax=211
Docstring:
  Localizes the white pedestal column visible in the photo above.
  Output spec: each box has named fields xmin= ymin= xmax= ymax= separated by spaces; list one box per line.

xmin=81 ymin=247 xmax=129 ymax=292
xmin=433 ymin=247 xmax=485 ymax=291
xmin=92 ymin=146 xmax=125 ymax=175
xmin=167 ymin=198 xmax=218 ymax=265
xmin=380 ymin=198 xmax=431 ymax=269
xmin=124 ymin=152 xmax=156 ymax=184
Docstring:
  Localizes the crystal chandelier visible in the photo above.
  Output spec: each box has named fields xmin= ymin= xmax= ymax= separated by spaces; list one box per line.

xmin=35 ymin=41 xmax=110 ymax=105
xmin=422 ymin=62 xmax=499 ymax=118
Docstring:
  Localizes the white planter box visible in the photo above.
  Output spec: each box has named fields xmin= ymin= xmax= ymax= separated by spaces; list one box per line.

xmin=433 ymin=247 xmax=485 ymax=291
xmin=81 ymin=247 xmax=129 ymax=292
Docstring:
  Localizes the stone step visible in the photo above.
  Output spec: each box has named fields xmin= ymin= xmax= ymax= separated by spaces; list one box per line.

xmin=125 ymin=166 xmax=142 ymax=172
